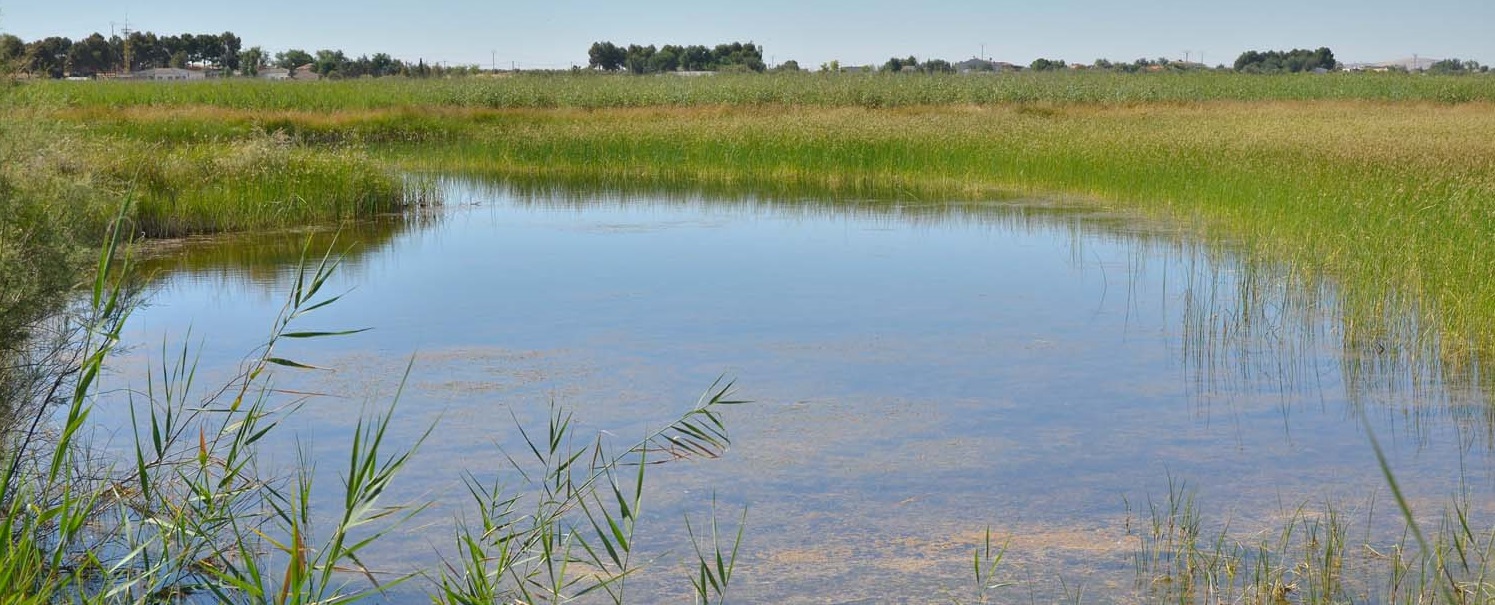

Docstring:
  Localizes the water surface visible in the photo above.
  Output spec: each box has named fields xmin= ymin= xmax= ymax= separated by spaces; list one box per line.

xmin=111 ymin=178 xmax=1495 ymax=602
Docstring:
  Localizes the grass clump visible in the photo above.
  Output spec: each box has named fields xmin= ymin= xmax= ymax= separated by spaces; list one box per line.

xmin=113 ymin=133 xmax=416 ymax=237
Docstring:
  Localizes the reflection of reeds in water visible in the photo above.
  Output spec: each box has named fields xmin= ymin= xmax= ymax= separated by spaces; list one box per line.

xmin=130 ymin=199 xmax=442 ymax=291
xmin=1168 ymin=240 xmax=1494 ymax=447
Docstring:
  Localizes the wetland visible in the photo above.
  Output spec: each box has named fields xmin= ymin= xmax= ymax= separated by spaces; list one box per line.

xmin=3 ymin=73 xmax=1495 ymax=602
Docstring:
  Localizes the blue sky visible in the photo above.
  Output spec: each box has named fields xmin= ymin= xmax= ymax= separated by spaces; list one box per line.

xmin=3 ymin=0 xmax=1491 ymax=69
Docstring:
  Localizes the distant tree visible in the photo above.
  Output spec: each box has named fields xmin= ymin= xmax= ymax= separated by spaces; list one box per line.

xmin=681 ymin=45 xmax=713 ymax=70
xmin=218 ymin=32 xmax=242 ymax=71
xmin=369 ymin=52 xmax=397 ymax=77
xmin=587 ymin=41 xmax=625 ymax=71
xmin=193 ymin=33 xmax=223 ymax=67
xmin=239 ymin=46 xmax=265 ymax=75
xmin=920 ymin=59 xmax=954 ymax=73
xmin=26 ymin=37 xmax=73 ymax=78
xmin=1427 ymin=58 xmax=1485 ymax=74
xmin=0 ymin=34 xmax=23 ymax=69
xmin=649 ymin=44 xmax=680 ymax=72
xmin=623 ymin=44 xmax=654 ymax=74
xmin=313 ymin=49 xmax=348 ymax=77
xmin=772 ymin=59 xmax=801 ymax=72
xmin=1029 ymin=57 xmax=1067 ymax=71
xmin=275 ymin=49 xmax=314 ymax=71
xmin=820 ymin=59 xmax=840 ymax=73
xmin=881 ymin=56 xmax=911 ymax=72
xmin=126 ymin=31 xmax=164 ymax=69
xmin=1234 ymin=47 xmax=1335 ymax=73
xmin=713 ymin=41 xmax=765 ymax=72
xmin=66 ymin=32 xmax=116 ymax=75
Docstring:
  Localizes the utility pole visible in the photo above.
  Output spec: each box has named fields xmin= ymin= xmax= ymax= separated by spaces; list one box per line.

xmin=121 ymin=17 xmax=134 ymax=73
xmin=491 ymin=50 xmax=496 ymax=72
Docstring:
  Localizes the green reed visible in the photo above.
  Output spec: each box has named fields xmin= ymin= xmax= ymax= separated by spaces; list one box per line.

xmin=11 ymin=71 xmax=1495 ymax=111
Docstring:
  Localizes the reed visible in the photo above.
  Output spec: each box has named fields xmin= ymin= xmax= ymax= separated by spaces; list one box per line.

xmin=11 ymin=71 xmax=1495 ymax=111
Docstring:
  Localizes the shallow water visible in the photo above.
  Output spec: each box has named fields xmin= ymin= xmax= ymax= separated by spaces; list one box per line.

xmin=107 ymin=178 xmax=1494 ymax=603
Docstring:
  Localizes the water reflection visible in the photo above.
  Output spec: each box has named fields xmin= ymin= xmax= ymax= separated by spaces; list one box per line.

xmin=132 ymin=211 xmax=439 ymax=290
xmin=107 ymin=175 xmax=1494 ymax=602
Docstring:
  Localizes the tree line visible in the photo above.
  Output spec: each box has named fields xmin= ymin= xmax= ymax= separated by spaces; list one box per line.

xmin=587 ymin=41 xmax=765 ymax=73
xmin=0 ymin=31 xmax=243 ymax=78
xmin=0 ymin=30 xmax=479 ymax=79
xmin=1233 ymin=48 xmax=1336 ymax=73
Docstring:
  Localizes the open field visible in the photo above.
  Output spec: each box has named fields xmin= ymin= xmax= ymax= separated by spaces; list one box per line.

xmin=4 ymin=72 xmax=1495 ymax=602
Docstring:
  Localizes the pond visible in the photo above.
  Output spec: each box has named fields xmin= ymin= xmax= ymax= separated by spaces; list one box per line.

xmin=107 ymin=177 xmax=1495 ymax=603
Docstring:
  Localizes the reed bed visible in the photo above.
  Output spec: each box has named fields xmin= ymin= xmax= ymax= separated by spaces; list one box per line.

xmin=12 ymin=71 xmax=1495 ymax=111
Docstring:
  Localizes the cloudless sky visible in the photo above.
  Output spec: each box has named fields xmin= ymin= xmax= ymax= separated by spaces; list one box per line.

xmin=3 ymin=0 xmax=1491 ymax=69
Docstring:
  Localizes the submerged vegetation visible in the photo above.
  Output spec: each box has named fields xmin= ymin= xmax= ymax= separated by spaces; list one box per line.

xmin=3 ymin=71 xmax=1495 ymax=601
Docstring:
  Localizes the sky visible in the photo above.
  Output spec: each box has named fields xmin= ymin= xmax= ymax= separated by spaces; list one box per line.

xmin=3 ymin=0 xmax=1492 ymax=70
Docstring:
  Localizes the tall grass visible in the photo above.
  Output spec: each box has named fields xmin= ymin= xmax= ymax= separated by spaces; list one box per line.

xmin=11 ymin=72 xmax=1495 ymax=110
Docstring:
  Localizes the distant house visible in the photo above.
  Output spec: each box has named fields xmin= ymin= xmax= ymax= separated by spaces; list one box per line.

xmin=258 ymin=67 xmax=291 ymax=80
xmin=292 ymin=65 xmax=322 ymax=80
xmin=127 ymin=67 xmax=207 ymax=81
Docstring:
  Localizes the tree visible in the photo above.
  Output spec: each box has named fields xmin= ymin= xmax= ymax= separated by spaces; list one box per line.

xmin=66 ymin=32 xmax=114 ymax=75
xmin=587 ymin=41 xmax=625 ymax=71
xmin=313 ymin=49 xmax=347 ymax=77
xmin=773 ymin=59 xmax=801 ymax=72
xmin=649 ymin=45 xmax=680 ymax=73
xmin=1029 ymin=58 xmax=1067 ymax=71
xmin=623 ymin=44 xmax=654 ymax=74
xmin=0 ymin=34 xmax=23 ymax=69
xmin=275 ymin=49 xmax=313 ymax=71
xmin=127 ymin=31 xmax=165 ymax=69
xmin=238 ymin=46 xmax=265 ymax=76
xmin=713 ymin=41 xmax=765 ymax=72
xmin=25 ymin=37 xmax=72 ymax=78
xmin=369 ymin=52 xmax=397 ymax=77
xmin=218 ymin=32 xmax=242 ymax=72
xmin=920 ymin=59 xmax=954 ymax=73
xmin=1427 ymin=58 xmax=1485 ymax=74
xmin=681 ymin=45 xmax=712 ymax=70
xmin=1234 ymin=47 xmax=1335 ymax=73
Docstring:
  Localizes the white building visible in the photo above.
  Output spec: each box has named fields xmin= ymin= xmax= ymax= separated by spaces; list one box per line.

xmin=130 ymin=67 xmax=207 ymax=81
